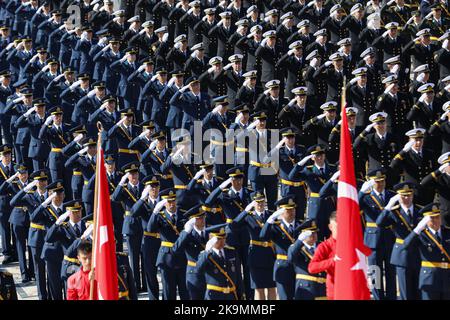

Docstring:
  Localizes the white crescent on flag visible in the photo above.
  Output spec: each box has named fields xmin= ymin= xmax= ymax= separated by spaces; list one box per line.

xmin=337 ymin=181 xmax=358 ymax=203
xmin=99 ymin=225 xmax=108 ymax=251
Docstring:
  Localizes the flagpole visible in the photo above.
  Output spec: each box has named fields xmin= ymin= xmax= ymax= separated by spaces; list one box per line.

xmin=89 ymin=122 xmax=103 ymax=300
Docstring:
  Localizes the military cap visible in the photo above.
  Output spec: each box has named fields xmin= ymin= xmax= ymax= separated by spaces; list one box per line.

xmin=0 ymin=25 xmax=9 ymax=30
xmin=209 ymin=56 xmax=223 ymax=65
xmin=121 ymin=161 xmax=140 ymax=173
xmin=155 ymin=67 xmax=168 ymax=75
xmin=70 ymin=125 xmax=87 ymax=134
xmin=226 ymin=166 xmax=245 ymax=178
xmin=47 ymin=180 xmax=64 ymax=192
xmin=251 ymin=190 xmax=266 ymax=202
xmin=265 ymin=79 xmax=280 ymax=88
xmin=417 ymin=83 xmax=434 ymax=93
xmin=22 ymin=37 xmax=32 ymax=42
xmin=92 ymin=81 xmax=106 ymax=89
xmin=212 ymin=95 xmax=229 ymax=106
xmin=77 ymin=73 xmax=90 ymax=80
xmin=184 ymin=204 xmax=206 ymax=219
xmin=140 ymin=58 xmax=154 ymax=65
xmin=329 ymin=52 xmax=344 ymax=61
xmin=442 ymin=75 xmax=450 ymax=83
xmin=191 ymin=43 xmax=204 ymax=51
xmin=96 ymin=29 xmax=109 ymax=37
xmin=246 ymin=5 xmax=258 ymax=15
xmin=142 ymin=20 xmax=154 ymax=28
xmin=49 ymin=106 xmax=63 ymax=115
xmin=350 ymin=3 xmax=363 ymax=13
xmin=64 ymin=200 xmax=83 ymax=211
xmin=275 ymin=196 xmax=296 ymax=209
xmin=250 ymin=25 xmax=263 ymax=33
xmin=263 ymin=30 xmax=277 ymax=38
xmin=206 ymin=223 xmax=227 ymax=238
xmin=120 ymin=108 xmax=134 ymax=116
xmin=173 ymin=134 xmax=191 ymax=144
xmin=416 ymin=28 xmax=431 ymax=37
xmin=320 ymin=101 xmax=338 ymax=111
xmin=266 ymin=9 xmax=278 ymax=16
xmin=140 ymin=120 xmax=156 ymax=129
xmin=438 ymin=32 xmax=450 ymax=41
xmin=81 ymin=26 xmax=93 ymax=32
xmin=236 ymin=19 xmax=249 ymax=27
xmin=13 ymin=38 xmax=23 ymax=44
xmin=367 ymin=168 xmax=387 ymax=181
xmin=393 ymin=182 xmax=416 ymax=195
xmin=151 ymin=131 xmax=166 ymax=140
xmin=82 ymin=137 xmax=96 ymax=147
xmin=174 ymin=34 xmax=187 ymax=43
xmin=280 ymin=127 xmax=297 ymax=137
xmin=127 ymin=15 xmax=140 ymax=23
xmin=0 ymin=70 xmax=11 ymax=77
xmin=50 ymin=9 xmax=62 ymax=15
xmin=405 ymin=128 xmax=425 ymax=139
xmin=430 ymin=3 xmax=442 ymax=10
xmin=219 ymin=11 xmax=232 ymax=18
xmin=142 ymin=175 xmax=160 ymax=186
xmin=101 ymin=95 xmax=116 ymax=104
xmin=330 ymin=4 xmax=343 ymax=14
xmin=280 ymin=12 xmax=294 ymax=20
xmin=14 ymin=163 xmax=27 ymax=174
xmin=299 ymin=219 xmax=318 ymax=232
xmin=381 ymin=75 xmax=398 ymax=84
xmin=306 ymin=49 xmax=320 ymax=61
xmin=411 ymin=10 xmax=420 ymax=17
xmin=307 ymin=144 xmax=327 ymax=155
xmin=337 ymin=38 xmax=351 ymax=47
xmin=385 ymin=22 xmax=399 ymax=29
xmin=36 ymin=47 xmax=47 ymax=53
xmin=33 ymin=98 xmax=46 ymax=107
xmin=360 ymin=47 xmax=375 ymax=58
xmin=413 ymin=64 xmax=429 ymax=73
xmin=125 ymin=47 xmax=138 ymax=55
xmin=297 ymin=19 xmax=310 ymax=29
xmin=352 ymin=67 xmax=367 ymax=76
xmin=104 ymin=153 xmax=115 ymax=164
xmin=229 ymin=54 xmax=243 ymax=62
xmin=113 ymin=9 xmax=125 ymax=17
xmin=20 ymin=88 xmax=33 ymax=96
xmin=420 ymin=203 xmax=440 ymax=217
xmin=367 ymin=12 xmax=381 ymax=21
xmin=438 ymin=152 xmax=450 ymax=164
xmin=63 ymin=67 xmax=75 ymax=74
xmin=155 ymin=26 xmax=168 ymax=33
xmin=187 ymin=76 xmax=200 ymax=85
xmin=443 ymin=101 xmax=450 ymax=111
xmin=0 ymin=144 xmax=12 ymax=154
xmin=233 ymin=104 xmax=251 ymax=113
xmin=346 ymin=107 xmax=358 ymax=116
xmin=313 ymin=29 xmax=327 ymax=37
xmin=289 ymin=40 xmax=303 ymax=49
xmin=369 ymin=112 xmax=388 ymax=123
xmin=292 ymin=86 xmax=307 ymax=95
xmin=205 ymin=8 xmax=216 ymax=15
xmin=243 ymin=70 xmax=257 ymax=78
xmin=200 ymin=160 xmax=214 ymax=170
xmin=160 ymin=188 xmax=177 ymax=201
xmin=30 ymin=169 xmax=49 ymax=181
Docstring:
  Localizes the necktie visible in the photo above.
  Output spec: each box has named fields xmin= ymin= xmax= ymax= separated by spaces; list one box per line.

xmin=75 ymin=224 xmax=81 ymax=237
xmin=200 ymin=231 xmax=205 ymax=241
xmin=288 ymin=224 xmax=294 ymax=235
xmin=196 ymin=95 xmax=200 ymax=104
xmin=4 ymin=166 xmax=9 ymax=177
xmin=128 ymin=126 xmax=132 ymax=136
xmin=57 ymin=208 xmax=62 ymax=216
xmin=219 ymin=250 xmax=224 ymax=260
xmin=435 ymin=232 xmax=442 ymax=243
xmin=320 ymin=168 xmax=324 ymax=175
xmin=379 ymin=193 xmax=384 ymax=204
xmin=40 ymin=195 xmax=44 ymax=202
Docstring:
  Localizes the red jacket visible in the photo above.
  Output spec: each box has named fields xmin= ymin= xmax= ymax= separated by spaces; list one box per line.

xmin=67 ymin=268 xmax=97 ymax=300
xmin=308 ymin=237 xmax=336 ymax=300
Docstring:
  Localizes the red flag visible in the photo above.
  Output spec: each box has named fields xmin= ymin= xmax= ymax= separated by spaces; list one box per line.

xmin=334 ymin=91 xmax=372 ymax=300
xmin=92 ymin=145 xmax=118 ymax=300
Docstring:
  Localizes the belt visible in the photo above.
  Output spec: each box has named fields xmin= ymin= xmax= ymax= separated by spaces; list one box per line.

xmin=296 ymin=274 xmax=326 ymax=284
xmin=64 ymin=255 xmax=80 ymax=265
xmin=226 ymin=218 xmax=233 ymax=223
xmin=276 ymin=254 xmax=288 ymax=260
xmin=161 ymin=174 xmax=173 ymax=179
xmin=396 ymin=238 xmax=404 ymax=244
xmin=51 ymin=148 xmax=62 ymax=152
xmin=235 ymin=147 xmax=248 ymax=152
xmin=210 ymin=140 xmax=234 ymax=146
xmin=206 ymin=284 xmax=235 ymax=294
xmin=14 ymin=206 xmax=27 ymax=211
xmin=421 ymin=261 xmax=450 ymax=269
xmin=201 ymin=205 xmax=222 ymax=213
xmin=73 ymin=171 xmax=82 ymax=176
xmin=30 ymin=223 xmax=45 ymax=230
xmin=250 ymin=161 xmax=273 ymax=168
xmin=174 ymin=185 xmax=187 ymax=189
xmin=366 ymin=222 xmax=377 ymax=228
xmin=280 ymin=179 xmax=304 ymax=187
xmin=161 ymin=241 xmax=174 ymax=248
xmin=124 ymin=211 xmax=131 ymax=216
xmin=144 ymin=231 xmax=160 ymax=238
xmin=250 ymin=240 xmax=273 ymax=248
xmin=118 ymin=291 xmax=129 ymax=298
xmin=309 ymin=192 xmax=320 ymax=198
xmin=187 ymin=260 xmax=197 ymax=267
xmin=118 ymin=148 xmax=139 ymax=155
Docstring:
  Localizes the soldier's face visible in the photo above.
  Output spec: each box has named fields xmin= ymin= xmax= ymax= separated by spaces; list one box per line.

xmin=325 ymin=109 xmax=336 ymax=120
xmin=267 ymin=37 xmax=276 ymax=47
xmin=305 ymin=231 xmax=317 ymax=246
xmin=214 ymin=237 xmax=226 ymax=250
xmin=285 ymin=135 xmax=295 ymax=147
xmin=257 ymin=118 xmax=266 ymax=129
xmin=412 ymin=137 xmax=423 ymax=151
xmin=106 ymin=101 xmax=115 ymax=112
xmin=388 ymin=28 xmax=397 ymax=37
xmin=1 ymin=75 xmax=10 ymax=86
xmin=348 ymin=115 xmax=356 ymax=127
xmin=105 ymin=162 xmax=115 ymax=172
xmin=87 ymin=145 xmax=97 ymax=156
xmin=54 ymin=114 xmax=62 ymax=124
xmin=195 ymin=216 xmax=205 ymax=229
xmin=111 ymin=43 xmax=120 ymax=51
xmin=424 ymin=91 xmax=434 ymax=103
xmin=313 ymin=152 xmax=325 ymax=166
xmin=157 ymin=138 xmax=166 ymax=149
xmin=233 ymin=61 xmax=242 ymax=72
xmin=77 ymin=251 xmax=92 ymax=271
xmin=50 ymin=64 xmax=58 ymax=73
xmin=0 ymin=29 xmax=9 ymax=37
xmin=96 ymin=88 xmax=106 ymax=98
xmin=329 ymin=219 xmax=338 ymax=239
xmin=282 ymin=208 xmax=295 ymax=223
xmin=166 ymin=199 xmax=177 ymax=213
xmin=70 ymin=210 xmax=82 ymax=223
xmin=19 ymin=172 xmax=28 ymax=182
xmin=270 ymin=87 xmax=279 ymax=97
xmin=149 ymin=184 xmax=159 ymax=198
xmin=255 ymin=200 xmax=265 ymax=212
xmin=342 ymin=44 xmax=351 ymax=54
xmin=375 ymin=120 xmax=386 ymax=133
xmin=421 ymin=35 xmax=431 ymax=46
xmin=223 ymin=17 xmax=231 ymax=27
xmin=38 ymin=179 xmax=48 ymax=190
xmin=399 ymin=193 xmax=413 ymax=207
xmin=333 ymin=59 xmax=343 ymax=69
xmin=354 ymin=10 xmax=363 ymax=20
xmin=231 ymin=176 xmax=243 ymax=190
xmin=190 ymin=82 xmax=200 ymax=94
xmin=294 ymin=47 xmax=303 ymax=56
xmin=428 ymin=215 xmax=442 ymax=231
xmin=36 ymin=106 xmax=45 ymax=117
xmin=81 ymin=79 xmax=89 ymax=88
xmin=129 ymin=171 xmax=139 ymax=184
xmin=38 ymin=52 xmax=47 ymax=60
xmin=373 ymin=179 xmax=385 ymax=192
xmin=24 ymin=41 xmax=32 ymax=50
xmin=197 ymin=49 xmax=205 ymax=58
xmin=1 ymin=152 xmax=11 ymax=163
xmin=432 ymin=9 xmax=442 ymax=18
xmin=128 ymin=53 xmax=136 ymax=62
xmin=296 ymin=94 xmax=306 ymax=105
xmin=205 ymin=168 xmax=214 ymax=179
xmin=358 ymin=75 xmax=367 ymax=86
xmin=24 ymin=96 xmax=33 ymax=105
xmin=54 ymin=191 xmax=65 ymax=205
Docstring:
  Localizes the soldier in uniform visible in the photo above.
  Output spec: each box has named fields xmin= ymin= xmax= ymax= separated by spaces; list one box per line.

xmin=428 ymin=102 xmax=450 ymax=154
xmin=313 ymin=52 xmax=345 ymax=104
xmin=235 ymin=70 xmax=259 ymax=110
xmin=346 ymin=67 xmax=377 ymax=127
xmin=255 ymin=30 xmax=282 ymax=88
xmin=276 ymin=40 xmax=305 ymax=99
xmin=208 ymin=11 xmax=235 ymax=62
xmin=372 ymin=22 xmax=408 ymax=70
xmin=254 ymin=80 xmax=287 ymax=129
xmin=198 ymin=56 xmax=227 ymax=97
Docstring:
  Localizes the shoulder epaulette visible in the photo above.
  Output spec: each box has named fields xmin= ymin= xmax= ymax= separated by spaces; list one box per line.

xmin=216 ymin=176 xmax=224 ymax=181
xmin=224 ymin=245 xmax=235 ymax=250
xmin=306 ymin=165 xmax=313 ymax=169
xmin=117 ymin=251 xmax=128 ymax=257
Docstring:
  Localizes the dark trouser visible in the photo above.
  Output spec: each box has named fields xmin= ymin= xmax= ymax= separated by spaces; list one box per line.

xmin=294 ymin=283 xmax=316 ymax=300
xmin=186 ymin=277 xmax=206 ymax=300
xmin=12 ymin=225 xmax=33 ymax=279
xmin=142 ymin=236 xmax=160 ymax=300
xmin=276 ymin=280 xmax=295 ymax=300
xmin=126 ymin=233 xmax=143 ymax=290
xmin=396 ymin=266 xmax=420 ymax=300
xmin=0 ymin=214 xmax=13 ymax=257
xmin=250 ymin=174 xmax=278 ymax=211
xmin=160 ymin=266 xmax=189 ymax=300
xmin=237 ymin=244 xmax=253 ymax=300
xmin=368 ymin=247 xmax=396 ymax=300
xmin=30 ymin=246 xmax=47 ymax=300
xmin=205 ymin=288 xmax=236 ymax=300
xmin=421 ymin=290 xmax=450 ymax=300
xmin=46 ymin=259 xmax=63 ymax=300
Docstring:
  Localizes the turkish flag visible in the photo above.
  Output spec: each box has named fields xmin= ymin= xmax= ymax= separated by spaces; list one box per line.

xmin=334 ymin=97 xmax=372 ymax=300
xmin=92 ymin=146 xmax=119 ymax=300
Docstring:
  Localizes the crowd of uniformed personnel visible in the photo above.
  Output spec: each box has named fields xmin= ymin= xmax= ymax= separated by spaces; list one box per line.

xmin=0 ymin=0 xmax=449 ymax=301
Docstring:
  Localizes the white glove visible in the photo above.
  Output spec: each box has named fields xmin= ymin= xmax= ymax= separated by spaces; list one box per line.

xmin=81 ymin=224 xmax=94 ymax=240
xmin=140 ymin=185 xmax=151 ymax=200
xmin=402 ymin=140 xmax=414 ymax=152
xmin=212 ymin=105 xmax=222 ymax=114
xmin=205 ymin=236 xmax=218 ymax=252
xmin=13 ymin=96 xmax=25 ymax=104
xmin=24 ymin=180 xmax=39 ymax=192
xmin=55 ymin=211 xmax=71 ymax=225
xmin=223 ymin=63 xmax=232 ymax=70
xmin=298 ymin=154 xmax=314 ymax=166
xmin=6 ymin=43 xmax=15 ymax=50
xmin=77 ymin=146 xmax=89 ymax=155
xmin=139 ymin=29 xmax=146 ymax=35
xmin=179 ymin=85 xmax=190 ymax=93
xmin=443 ymin=39 xmax=449 ymax=50
xmin=101 ymin=43 xmax=111 ymax=52
xmin=245 ymin=200 xmax=257 ymax=212
xmin=360 ymin=179 xmax=375 ymax=193
xmin=391 ymin=64 xmax=400 ymax=74
xmin=234 ymin=112 xmax=243 ymax=124
xmin=93 ymin=3 xmax=100 ymax=11
xmin=298 ymin=230 xmax=313 ymax=242
xmin=184 ymin=217 xmax=196 ymax=233
xmin=418 ymin=93 xmax=426 ymax=103
xmin=193 ymin=168 xmax=206 ymax=180
xmin=324 ymin=61 xmax=333 ymax=67
xmin=275 ymin=137 xmax=286 ymax=149
xmin=80 ymin=31 xmax=88 ymax=40
xmin=6 ymin=172 xmax=19 ymax=183
xmin=187 ymin=8 xmax=194 ymax=14
xmin=119 ymin=172 xmax=130 ymax=186
xmin=153 ymin=199 xmax=168 ymax=213
xmin=349 ymin=77 xmax=359 ymax=85
xmin=150 ymin=74 xmax=158 ymax=81
xmin=440 ymin=110 xmax=449 ymax=120
xmin=139 ymin=129 xmax=149 ymax=138
xmin=330 ymin=170 xmax=340 ymax=183
xmin=382 ymin=30 xmax=389 ymax=38
xmin=217 ymin=20 xmax=224 ymax=27
xmin=317 ymin=114 xmax=326 ymax=120
xmin=247 ymin=119 xmax=259 ymax=130
xmin=384 ymin=194 xmax=401 ymax=210
xmin=174 ymin=42 xmax=182 ymax=49
xmin=58 ymin=24 xmax=65 ymax=30
xmin=365 ymin=122 xmax=376 ymax=132
xmin=219 ymin=177 xmax=232 ymax=190
xmin=69 ymin=80 xmax=82 ymax=90
xmin=23 ymin=1 xmax=32 ymax=6
xmin=387 ymin=0 xmax=395 ymax=5
xmin=74 ymin=133 xmax=84 ymax=143
xmin=162 ymin=33 xmax=169 ymax=42
xmin=413 ymin=216 xmax=431 ymax=234
xmin=16 ymin=42 xmax=24 ymax=50
xmin=24 ymin=106 xmax=37 ymax=117
xmin=288 ymin=49 xmax=295 ymax=56
xmin=416 ymin=72 xmax=425 ymax=83
xmin=149 ymin=140 xmax=158 ymax=150
xmin=44 ymin=115 xmax=54 ymax=125
xmin=100 ymin=101 xmax=108 ymax=110
xmin=42 ymin=193 xmax=57 ymax=208
xmin=267 ymin=208 xmax=285 ymax=224
xmin=120 ymin=53 xmax=129 ymax=62
xmin=167 ymin=77 xmax=176 ymax=87
xmin=41 ymin=65 xmax=50 ymax=72
xmin=261 ymin=38 xmax=268 ymax=47
xmin=307 ymin=0 xmax=314 ymax=7
xmin=138 ymin=64 xmax=146 ymax=72
xmin=54 ymin=74 xmax=65 ymax=82
xmin=87 ymin=89 xmax=96 ymax=98
xmin=439 ymin=162 xmax=449 ymax=173
xmin=30 ymin=53 xmax=39 ymax=62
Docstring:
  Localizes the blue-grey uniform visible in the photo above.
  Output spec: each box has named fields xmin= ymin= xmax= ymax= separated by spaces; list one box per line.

xmin=403 ymin=204 xmax=450 ymax=300
xmin=287 ymin=219 xmax=326 ymax=300
xmin=231 ymin=191 xmax=276 ymax=290
xmin=128 ymin=61 xmax=153 ymax=123
xmin=111 ymin=162 xmax=144 ymax=292
xmin=0 ymin=145 xmax=15 ymax=263
xmin=146 ymin=188 xmax=189 ymax=300
xmin=71 ymin=83 xmax=104 ymax=135
xmin=89 ymin=30 xmax=110 ymax=82
xmin=128 ymin=121 xmax=154 ymax=156
xmin=110 ymin=48 xmax=140 ymax=109
xmin=186 ymin=163 xmax=222 ymax=205
xmin=74 ymin=32 xmax=96 ymax=77
xmin=147 ymin=70 xmax=169 ymax=131
xmin=59 ymin=73 xmax=89 ymax=125
xmin=376 ymin=182 xmax=423 ymax=300
xmin=6 ymin=44 xmax=34 ymax=83
xmin=196 ymin=224 xmax=243 ymax=300
xmin=358 ymin=168 xmax=397 ymax=300
xmin=60 ymin=31 xmax=79 ymax=69
xmin=260 ymin=196 xmax=299 ymax=300
xmin=31 ymin=61 xmax=58 ymax=99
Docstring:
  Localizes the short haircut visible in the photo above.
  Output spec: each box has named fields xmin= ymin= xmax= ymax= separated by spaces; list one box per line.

xmin=329 ymin=211 xmax=337 ymax=223
xmin=77 ymin=240 xmax=92 ymax=255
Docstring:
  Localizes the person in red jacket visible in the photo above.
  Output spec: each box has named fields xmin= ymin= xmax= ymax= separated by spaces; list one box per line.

xmin=308 ymin=212 xmax=338 ymax=300
xmin=67 ymin=241 xmax=97 ymax=300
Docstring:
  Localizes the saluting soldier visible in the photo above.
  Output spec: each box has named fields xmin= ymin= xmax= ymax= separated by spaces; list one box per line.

xmin=193 ymin=8 xmax=218 ymax=58
xmin=276 ymin=40 xmax=305 ymax=99
xmin=346 ymin=67 xmax=377 ymax=127
xmin=313 ymin=52 xmax=345 ymax=105
xmin=183 ymin=43 xmax=209 ymax=78
xmin=372 ymin=22 xmax=407 ymax=70
xmin=254 ymin=80 xmax=287 ymax=129
xmin=255 ymin=30 xmax=282 ymax=88
xmin=428 ymin=102 xmax=450 ymax=154
xmin=208 ymin=11 xmax=236 ymax=62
